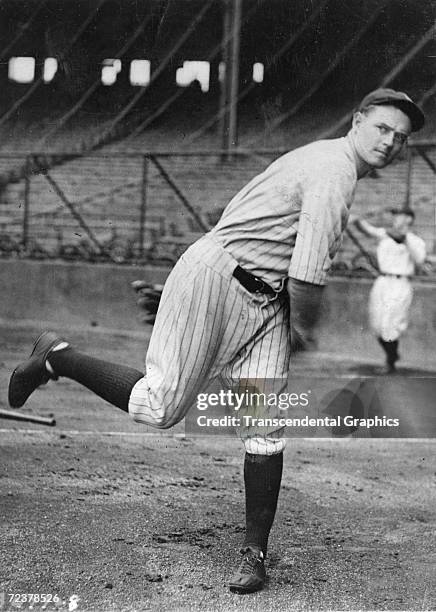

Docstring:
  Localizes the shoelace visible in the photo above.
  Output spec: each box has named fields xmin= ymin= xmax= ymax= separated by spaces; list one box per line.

xmin=239 ymin=552 xmax=263 ymax=575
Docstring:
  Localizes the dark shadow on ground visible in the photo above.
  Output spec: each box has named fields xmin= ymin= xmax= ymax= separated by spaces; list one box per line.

xmin=348 ymin=363 xmax=436 ymax=377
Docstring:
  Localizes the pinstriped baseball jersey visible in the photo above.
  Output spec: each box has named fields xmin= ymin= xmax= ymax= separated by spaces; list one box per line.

xmin=209 ymin=136 xmax=358 ymax=288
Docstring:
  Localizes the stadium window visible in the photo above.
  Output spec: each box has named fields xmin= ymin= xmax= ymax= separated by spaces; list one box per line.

xmin=176 ymin=61 xmax=210 ymax=92
xmin=8 ymin=57 xmax=35 ymax=83
xmin=43 ymin=57 xmax=58 ymax=82
xmin=253 ymin=62 xmax=264 ymax=83
xmin=102 ymin=59 xmax=122 ymax=86
xmin=130 ymin=60 xmax=150 ymax=86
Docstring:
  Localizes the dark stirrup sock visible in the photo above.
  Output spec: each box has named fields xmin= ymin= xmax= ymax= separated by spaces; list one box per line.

xmin=377 ymin=337 xmax=399 ymax=366
xmin=48 ymin=347 xmax=144 ymax=412
xmin=242 ymin=452 xmax=283 ymax=555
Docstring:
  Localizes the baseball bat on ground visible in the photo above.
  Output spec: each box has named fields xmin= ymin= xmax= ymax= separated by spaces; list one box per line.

xmin=0 ymin=409 xmax=56 ymax=426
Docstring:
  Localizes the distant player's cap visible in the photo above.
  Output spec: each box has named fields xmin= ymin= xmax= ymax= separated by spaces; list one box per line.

xmin=358 ymin=88 xmax=425 ymax=132
xmin=389 ymin=207 xmax=415 ymax=219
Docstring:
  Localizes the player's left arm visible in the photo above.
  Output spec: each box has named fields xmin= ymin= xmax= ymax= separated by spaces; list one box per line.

xmin=287 ymin=169 xmax=353 ymax=352
xmin=288 ymin=170 xmax=353 ymax=285
xmin=405 ymin=233 xmax=426 ymax=268
xmin=287 ymin=277 xmax=325 ymax=353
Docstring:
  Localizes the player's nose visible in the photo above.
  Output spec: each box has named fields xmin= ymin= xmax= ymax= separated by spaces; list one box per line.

xmin=381 ymin=131 xmax=395 ymax=148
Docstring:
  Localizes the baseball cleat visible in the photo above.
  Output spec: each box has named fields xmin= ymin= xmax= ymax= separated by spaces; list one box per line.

xmin=229 ymin=547 xmax=266 ymax=594
xmin=8 ymin=331 xmax=66 ymax=408
xmin=379 ymin=364 xmax=399 ymax=375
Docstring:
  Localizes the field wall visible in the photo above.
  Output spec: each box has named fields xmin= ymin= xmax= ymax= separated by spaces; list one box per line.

xmin=1 ymin=259 xmax=434 ymax=368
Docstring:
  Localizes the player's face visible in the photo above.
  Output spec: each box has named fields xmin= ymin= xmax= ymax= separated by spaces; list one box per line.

xmin=352 ymin=105 xmax=412 ymax=168
xmin=392 ymin=213 xmax=413 ymax=234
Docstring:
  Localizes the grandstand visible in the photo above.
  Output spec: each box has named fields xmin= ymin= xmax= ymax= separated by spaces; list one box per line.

xmin=0 ymin=0 xmax=435 ymax=272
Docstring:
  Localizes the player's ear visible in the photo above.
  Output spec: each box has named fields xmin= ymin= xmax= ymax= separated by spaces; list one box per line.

xmin=352 ymin=111 xmax=364 ymax=130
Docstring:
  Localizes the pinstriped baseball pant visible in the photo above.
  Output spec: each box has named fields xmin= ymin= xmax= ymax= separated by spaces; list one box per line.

xmin=129 ymin=234 xmax=291 ymax=455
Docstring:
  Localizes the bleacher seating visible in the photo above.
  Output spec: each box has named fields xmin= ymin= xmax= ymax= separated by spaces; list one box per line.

xmin=0 ymin=114 xmax=435 ymax=273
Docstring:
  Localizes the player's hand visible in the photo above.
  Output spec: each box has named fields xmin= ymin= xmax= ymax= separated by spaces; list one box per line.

xmin=132 ymin=280 xmax=164 ymax=324
xmin=287 ymin=277 xmax=325 ymax=353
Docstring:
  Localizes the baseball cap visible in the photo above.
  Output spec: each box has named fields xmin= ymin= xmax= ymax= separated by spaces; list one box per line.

xmin=389 ymin=207 xmax=415 ymax=219
xmin=358 ymin=88 xmax=425 ymax=132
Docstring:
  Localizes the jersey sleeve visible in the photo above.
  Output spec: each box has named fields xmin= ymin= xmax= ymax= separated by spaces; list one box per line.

xmin=288 ymin=170 xmax=353 ymax=285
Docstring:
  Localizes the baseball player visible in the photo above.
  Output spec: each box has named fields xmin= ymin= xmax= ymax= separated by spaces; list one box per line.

xmin=352 ymin=209 xmax=426 ymax=373
xmin=8 ymin=88 xmax=424 ymax=594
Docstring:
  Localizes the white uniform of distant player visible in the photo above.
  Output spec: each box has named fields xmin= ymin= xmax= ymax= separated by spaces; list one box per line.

xmin=368 ymin=228 xmax=426 ymax=341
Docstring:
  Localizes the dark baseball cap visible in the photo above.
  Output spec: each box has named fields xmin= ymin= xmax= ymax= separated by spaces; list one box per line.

xmin=358 ymin=88 xmax=425 ymax=132
xmin=389 ymin=207 xmax=415 ymax=219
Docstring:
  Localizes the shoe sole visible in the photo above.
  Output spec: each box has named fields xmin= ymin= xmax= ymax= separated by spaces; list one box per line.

xmin=229 ymin=581 xmax=264 ymax=594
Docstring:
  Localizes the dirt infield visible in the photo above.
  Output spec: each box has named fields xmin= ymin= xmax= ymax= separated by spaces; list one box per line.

xmin=1 ymin=324 xmax=435 ymax=612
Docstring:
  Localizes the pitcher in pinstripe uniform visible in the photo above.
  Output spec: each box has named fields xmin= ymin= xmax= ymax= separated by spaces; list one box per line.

xmin=8 ymin=89 xmax=424 ymax=594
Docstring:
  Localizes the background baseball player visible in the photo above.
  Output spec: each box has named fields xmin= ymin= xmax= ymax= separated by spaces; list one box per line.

xmin=352 ymin=209 xmax=426 ymax=373
xmin=8 ymin=88 xmax=424 ymax=594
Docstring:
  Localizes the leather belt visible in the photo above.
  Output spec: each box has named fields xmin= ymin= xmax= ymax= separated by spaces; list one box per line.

xmin=233 ymin=265 xmax=276 ymax=295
